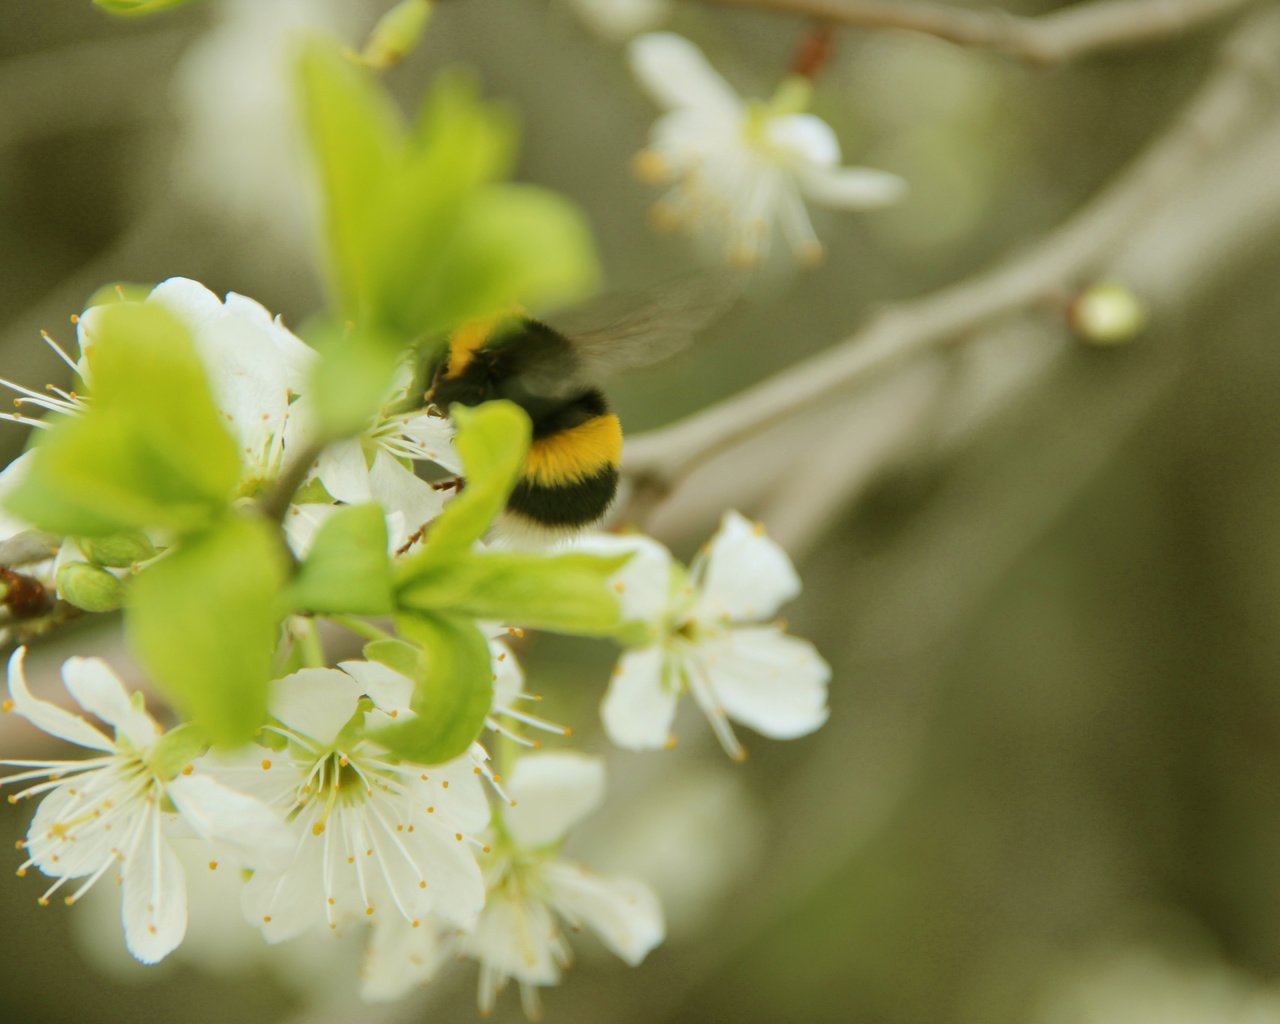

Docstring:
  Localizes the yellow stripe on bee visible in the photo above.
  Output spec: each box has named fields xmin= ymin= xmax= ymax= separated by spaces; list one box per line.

xmin=524 ymin=414 xmax=622 ymax=487
xmin=444 ymin=309 xmax=523 ymax=379
xmin=440 ymin=309 xmax=519 ymax=381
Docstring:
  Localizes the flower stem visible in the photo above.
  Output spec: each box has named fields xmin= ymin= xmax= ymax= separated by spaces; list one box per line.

xmin=299 ymin=618 xmax=326 ymax=668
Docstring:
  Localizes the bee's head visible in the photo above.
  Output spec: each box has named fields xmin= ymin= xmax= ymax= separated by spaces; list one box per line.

xmin=427 ymin=360 xmax=494 ymax=410
xmin=426 ymin=312 xmax=531 ymax=411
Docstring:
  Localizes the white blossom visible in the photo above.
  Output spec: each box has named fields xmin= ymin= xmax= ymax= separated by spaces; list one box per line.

xmin=459 ymin=752 xmax=664 ymax=1019
xmin=579 ymin=510 xmax=831 ymax=760
xmin=0 ymin=648 xmax=290 ymax=964
xmin=227 ymin=664 xmax=487 ymax=944
xmin=629 ymin=32 xmax=906 ymax=266
xmin=310 ymin=363 xmax=460 ymax=554
xmin=137 ymin=278 xmax=318 ymax=494
xmin=0 ymin=277 xmax=317 ymax=501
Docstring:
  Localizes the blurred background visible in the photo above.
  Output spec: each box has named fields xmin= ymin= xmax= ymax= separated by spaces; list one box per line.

xmin=3 ymin=1 xmax=1280 ymax=1022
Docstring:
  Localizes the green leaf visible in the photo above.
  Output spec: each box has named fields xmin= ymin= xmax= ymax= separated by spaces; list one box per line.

xmin=357 ymin=0 xmax=433 ymax=71
xmin=297 ymin=40 xmax=404 ymax=321
xmin=364 ymin=638 xmax=420 ymax=679
xmin=127 ymin=515 xmax=287 ymax=747
xmin=401 ymin=401 xmax=529 ymax=565
xmin=94 ymin=0 xmax=202 ymax=14
xmin=298 ymin=42 xmax=598 ymax=342
xmin=5 ymin=303 xmax=240 ymax=536
xmin=287 ymin=504 xmax=393 ymax=615
xmin=373 ymin=613 xmax=492 ymax=765
xmin=303 ymin=318 xmax=405 ymax=440
xmin=398 ymin=551 xmax=627 ymax=636
xmin=405 ymin=184 xmax=599 ymax=333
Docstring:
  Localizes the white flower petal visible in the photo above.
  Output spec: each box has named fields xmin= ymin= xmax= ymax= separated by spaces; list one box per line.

xmin=270 ymin=668 xmax=362 ymax=745
xmin=61 ymin=657 xmax=160 ymax=752
xmin=362 ymin=913 xmax=443 ymax=1002
xmin=545 ymin=862 xmax=665 ymax=965
xmin=6 ymin=648 xmax=113 ymax=752
xmin=402 ymin=815 xmax=485 ymax=928
xmin=167 ymin=774 xmax=293 ymax=871
xmin=221 ymin=291 xmax=317 ymax=391
xmin=419 ymin=757 xmax=491 ymax=836
xmin=0 ymin=451 xmax=37 ymax=540
xmin=148 ymin=277 xmax=304 ymax=477
xmin=241 ymin=829 xmax=326 ymax=943
xmin=397 ymin=413 xmax=461 ymax=473
xmin=490 ymin=640 xmax=524 ymax=709
xmin=629 ymin=32 xmax=741 ymax=119
xmin=314 ymin=438 xmax=374 ymax=505
xmin=765 ymin=113 xmax=841 ymax=168
xmin=573 ymin=532 xmax=676 ymax=624
xmin=690 ymin=510 xmax=800 ymax=625
xmin=367 ymin=449 xmax=447 ymax=550
xmin=338 ymin=659 xmax=415 ymax=718
xmin=798 ymin=164 xmax=907 ymax=210
xmin=147 ymin=276 xmax=224 ymax=323
xmin=697 ymin=625 xmax=830 ymax=738
xmin=26 ymin=775 xmax=120 ymax=877
xmin=504 ymin=753 xmax=605 ymax=849
xmin=601 ymin=647 xmax=679 ymax=751
xmin=463 ymin=892 xmax=563 ymax=987
xmin=121 ymin=807 xmax=188 ymax=963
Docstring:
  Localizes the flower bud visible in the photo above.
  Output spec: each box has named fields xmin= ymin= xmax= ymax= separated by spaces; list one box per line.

xmin=80 ymin=531 xmax=156 ymax=568
xmin=1070 ymin=281 xmax=1148 ymax=346
xmin=357 ymin=0 xmax=433 ymax=72
xmin=57 ymin=563 xmax=126 ymax=613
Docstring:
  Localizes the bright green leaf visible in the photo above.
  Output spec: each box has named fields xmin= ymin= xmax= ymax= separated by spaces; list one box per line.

xmin=400 ymin=401 xmax=529 ymax=565
xmin=398 ymin=550 xmax=627 ymax=636
xmin=403 ymin=184 xmax=599 ymax=333
xmin=374 ymin=613 xmax=492 ymax=765
xmin=298 ymin=42 xmax=598 ymax=346
xmin=94 ymin=0 xmax=202 ymax=14
xmin=288 ymin=504 xmax=393 ymax=615
xmin=4 ymin=303 xmax=240 ymax=536
xmin=364 ymin=638 xmax=420 ymax=679
xmin=297 ymin=40 xmax=403 ymax=321
xmin=127 ymin=515 xmax=287 ymax=747
xmin=303 ymin=318 xmax=405 ymax=440
xmin=357 ymin=0 xmax=433 ymax=71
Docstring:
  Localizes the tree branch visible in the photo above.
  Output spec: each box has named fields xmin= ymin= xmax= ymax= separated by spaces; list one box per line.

xmin=620 ymin=4 xmax=1280 ymax=523
xmin=690 ymin=0 xmax=1259 ymax=65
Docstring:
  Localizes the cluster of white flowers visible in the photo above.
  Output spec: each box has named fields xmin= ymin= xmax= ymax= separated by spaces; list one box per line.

xmin=0 ymin=278 xmax=832 ymax=1015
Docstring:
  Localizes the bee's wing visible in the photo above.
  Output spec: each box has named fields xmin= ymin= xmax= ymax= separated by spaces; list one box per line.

xmin=519 ymin=272 xmax=744 ymax=397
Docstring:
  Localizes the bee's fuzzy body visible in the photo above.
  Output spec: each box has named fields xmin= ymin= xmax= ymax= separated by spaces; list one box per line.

xmin=431 ymin=317 xmax=624 ymax=531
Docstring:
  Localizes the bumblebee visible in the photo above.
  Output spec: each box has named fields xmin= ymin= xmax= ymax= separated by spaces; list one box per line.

xmin=426 ymin=278 xmax=735 ymax=537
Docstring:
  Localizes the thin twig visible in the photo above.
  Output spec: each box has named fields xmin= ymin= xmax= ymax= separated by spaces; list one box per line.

xmin=691 ymin=0 xmax=1258 ymax=65
xmin=259 ymin=438 xmax=325 ymax=523
xmin=620 ymin=4 xmax=1280 ymax=523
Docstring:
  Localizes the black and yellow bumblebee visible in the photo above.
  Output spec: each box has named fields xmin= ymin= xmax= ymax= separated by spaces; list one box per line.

xmin=426 ymin=278 xmax=736 ymax=538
